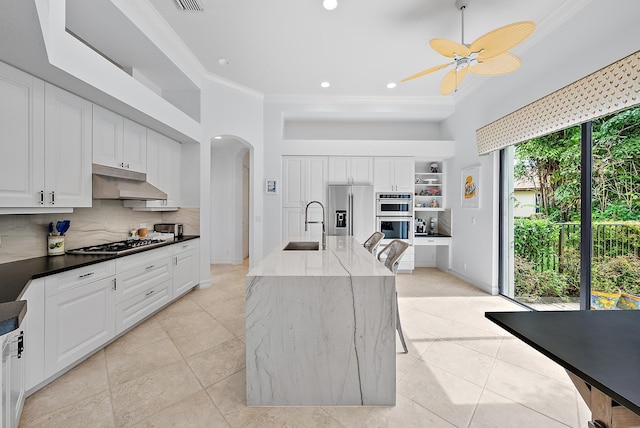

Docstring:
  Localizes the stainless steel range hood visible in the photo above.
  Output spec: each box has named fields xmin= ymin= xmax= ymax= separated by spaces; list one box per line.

xmin=92 ymin=164 xmax=167 ymax=200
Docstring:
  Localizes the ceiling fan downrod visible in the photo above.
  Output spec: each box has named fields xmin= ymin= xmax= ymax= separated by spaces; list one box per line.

xmin=455 ymin=0 xmax=471 ymax=46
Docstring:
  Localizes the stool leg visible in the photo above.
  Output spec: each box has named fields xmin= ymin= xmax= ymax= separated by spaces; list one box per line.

xmin=396 ymin=292 xmax=408 ymax=353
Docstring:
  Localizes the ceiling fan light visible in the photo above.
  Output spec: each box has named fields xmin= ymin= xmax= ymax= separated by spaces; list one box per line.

xmin=323 ymin=0 xmax=337 ymax=11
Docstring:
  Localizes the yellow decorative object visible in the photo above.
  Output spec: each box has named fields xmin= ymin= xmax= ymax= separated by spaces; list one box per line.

xmin=590 ymin=290 xmax=621 ymax=310
xmin=616 ymin=292 xmax=640 ymax=310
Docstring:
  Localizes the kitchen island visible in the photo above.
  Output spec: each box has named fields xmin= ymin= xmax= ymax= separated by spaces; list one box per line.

xmin=246 ymin=236 xmax=396 ymax=406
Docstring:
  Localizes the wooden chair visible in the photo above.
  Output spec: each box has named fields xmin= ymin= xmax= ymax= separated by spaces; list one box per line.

xmin=377 ymin=239 xmax=410 ymax=353
xmin=363 ymin=231 xmax=384 ymax=254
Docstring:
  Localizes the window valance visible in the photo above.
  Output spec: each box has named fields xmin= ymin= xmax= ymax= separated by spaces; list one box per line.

xmin=476 ymin=50 xmax=640 ymax=155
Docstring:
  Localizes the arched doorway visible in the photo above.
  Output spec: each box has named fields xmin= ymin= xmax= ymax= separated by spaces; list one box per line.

xmin=210 ymin=136 xmax=253 ymax=265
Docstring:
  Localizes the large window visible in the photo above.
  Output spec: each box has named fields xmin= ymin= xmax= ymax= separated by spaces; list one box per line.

xmin=500 ymin=107 xmax=640 ymax=311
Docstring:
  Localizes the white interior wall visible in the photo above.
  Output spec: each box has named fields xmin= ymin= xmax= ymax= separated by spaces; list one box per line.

xmin=442 ymin=0 xmax=640 ymax=294
xmin=200 ymin=78 xmax=265 ymax=268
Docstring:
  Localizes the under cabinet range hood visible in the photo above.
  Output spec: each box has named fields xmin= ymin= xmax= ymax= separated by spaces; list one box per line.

xmin=92 ymin=164 xmax=167 ymax=201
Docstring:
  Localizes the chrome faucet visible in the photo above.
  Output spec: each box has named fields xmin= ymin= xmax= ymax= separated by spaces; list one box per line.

xmin=304 ymin=200 xmax=326 ymax=250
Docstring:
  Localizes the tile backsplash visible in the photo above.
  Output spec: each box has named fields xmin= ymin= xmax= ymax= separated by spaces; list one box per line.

xmin=0 ymin=200 xmax=200 ymax=263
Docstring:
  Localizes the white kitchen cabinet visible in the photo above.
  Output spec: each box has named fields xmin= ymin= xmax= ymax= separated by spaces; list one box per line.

xmin=93 ymin=105 xmax=147 ymax=173
xmin=1 ymin=327 xmax=24 ymax=428
xmin=0 ymin=62 xmax=45 ymax=207
xmin=20 ymin=279 xmax=45 ymax=393
xmin=374 ymin=157 xmax=414 ymax=192
xmin=282 ymin=157 xmax=327 ymax=208
xmin=124 ymin=129 xmax=182 ymax=211
xmin=172 ymin=239 xmax=199 ymax=298
xmin=282 ymin=157 xmax=327 ymax=241
xmin=328 ymin=157 xmax=373 ymax=184
xmin=43 ymin=84 xmax=93 ymax=207
xmin=44 ymin=276 xmax=116 ymax=378
xmin=115 ymin=246 xmax=173 ymax=334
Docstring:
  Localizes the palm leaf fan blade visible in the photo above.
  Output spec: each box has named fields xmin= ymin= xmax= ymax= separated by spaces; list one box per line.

xmin=430 ymin=38 xmax=470 ymax=58
xmin=401 ymin=62 xmax=452 ymax=82
xmin=469 ymin=52 xmax=521 ymax=75
xmin=440 ymin=66 xmax=468 ymax=95
xmin=470 ymin=21 xmax=535 ymax=60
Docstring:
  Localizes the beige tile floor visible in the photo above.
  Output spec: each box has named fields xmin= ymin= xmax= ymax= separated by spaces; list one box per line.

xmin=19 ymin=263 xmax=591 ymax=427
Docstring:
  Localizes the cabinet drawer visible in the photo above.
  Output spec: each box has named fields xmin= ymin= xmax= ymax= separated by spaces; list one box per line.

xmin=116 ymin=279 xmax=171 ymax=334
xmin=116 ymin=246 xmax=171 ymax=272
xmin=45 ymin=261 xmax=116 ymax=297
xmin=172 ymin=240 xmax=198 ymax=255
xmin=115 ymin=257 xmax=172 ymax=303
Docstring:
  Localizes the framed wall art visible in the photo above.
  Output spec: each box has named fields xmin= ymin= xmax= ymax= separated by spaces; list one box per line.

xmin=461 ymin=165 xmax=480 ymax=208
xmin=265 ymin=179 xmax=278 ymax=194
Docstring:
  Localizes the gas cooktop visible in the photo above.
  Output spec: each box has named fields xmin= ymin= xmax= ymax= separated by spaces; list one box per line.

xmin=66 ymin=239 xmax=168 ymax=256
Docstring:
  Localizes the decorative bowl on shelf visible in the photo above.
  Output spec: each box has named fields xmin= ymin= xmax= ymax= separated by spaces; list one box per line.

xmin=423 ymin=178 xmax=438 ymax=183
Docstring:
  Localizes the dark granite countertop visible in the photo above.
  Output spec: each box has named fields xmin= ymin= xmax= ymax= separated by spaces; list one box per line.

xmin=0 ymin=235 xmax=199 ymax=335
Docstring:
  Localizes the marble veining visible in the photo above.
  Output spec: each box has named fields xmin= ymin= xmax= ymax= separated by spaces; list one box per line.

xmin=245 ymin=236 xmax=395 ymax=406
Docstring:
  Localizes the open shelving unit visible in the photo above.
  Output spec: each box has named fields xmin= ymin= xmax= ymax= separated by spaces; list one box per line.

xmin=414 ymin=160 xmax=444 ymax=212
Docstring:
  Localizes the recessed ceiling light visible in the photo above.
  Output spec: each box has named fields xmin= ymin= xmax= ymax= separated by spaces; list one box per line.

xmin=217 ymin=58 xmax=230 ymax=66
xmin=386 ymin=82 xmax=397 ymax=89
xmin=323 ymin=0 xmax=337 ymax=10
xmin=320 ymin=81 xmax=331 ymax=88
xmin=214 ymin=136 xmax=222 ymax=140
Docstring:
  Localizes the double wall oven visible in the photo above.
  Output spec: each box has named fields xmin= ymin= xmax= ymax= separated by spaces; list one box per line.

xmin=376 ymin=192 xmax=413 ymax=244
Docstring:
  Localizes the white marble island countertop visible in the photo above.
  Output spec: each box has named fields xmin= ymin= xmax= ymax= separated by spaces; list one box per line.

xmin=247 ymin=236 xmax=393 ymax=278
xmin=246 ymin=236 xmax=396 ymax=406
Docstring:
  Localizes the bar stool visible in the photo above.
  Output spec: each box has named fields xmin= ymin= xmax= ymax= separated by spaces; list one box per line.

xmin=363 ymin=231 xmax=384 ymax=254
xmin=377 ymin=239 xmax=410 ymax=353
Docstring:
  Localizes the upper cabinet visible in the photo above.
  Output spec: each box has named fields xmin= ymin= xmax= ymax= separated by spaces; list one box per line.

xmin=93 ymin=105 xmax=147 ymax=173
xmin=282 ymin=156 xmax=327 ymax=208
xmin=43 ymin=84 xmax=93 ymax=208
xmin=373 ymin=157 xmax=414 ymax=192
xmin=0 ymin=62 xmax=45 ymax=207
xmin=0 ymin=62 xmax=92 ymax=209
xmin=328 ymin=157 xmax=373 ymax=185
xmin=124 ymin=129 xmax=182 ymax=211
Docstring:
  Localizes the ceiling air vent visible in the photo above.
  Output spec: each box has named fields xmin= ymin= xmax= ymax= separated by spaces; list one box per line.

xmin=174 ymin=0 xmax=204 ymax=11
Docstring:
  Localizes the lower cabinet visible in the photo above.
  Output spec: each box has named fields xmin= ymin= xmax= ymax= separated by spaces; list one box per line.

xmin=172 ymin=240 xmax=199 ymax=298
xmin=1 ymin=327 xmax=25 ymax=428
xmin=23 ymin=238 xmax=200 ymax=402
xmin=44 ymin=276 xmax=116 ymax=378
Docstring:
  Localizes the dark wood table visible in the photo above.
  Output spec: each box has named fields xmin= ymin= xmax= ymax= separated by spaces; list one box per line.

xmin=486 ymin=310 xmax=640 ymax=428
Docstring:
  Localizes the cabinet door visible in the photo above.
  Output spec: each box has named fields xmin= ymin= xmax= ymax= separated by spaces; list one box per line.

xmin=115 ymin=257 xmax=172 ymax=304
xmin=145 ymin=129 xmax=162 ymax=188
xmin=167 ymin=139 xmax=182 ymax=206
xmin=92 ymin=105 xmax=123 ymax=169
xmin=173 ymin=249 xmax=196 ymax=297
xmin=306 ymin=157 xmax=327 ymax=204
xmin=373 ymin=158 xmax=394 ymax=192
xmin=20 ymin=280 xmax=45 ymax=392
xmin=350 ymin=157 xmax=373 ymax=184
xmin=7 ymin=328 xmax=24 ymax=428
xmin=116 ymin=279 xmax=171 ymax=335
xmin=122 ymin=118 xmax=147 ymax=173
xmin=44 ymin=84 xmax=92 ymax=207
xmin=0 ymin=62 xmax=45 ymax=207
xmin=44 ymin=277 xmax=116 ymax=378
xmin=394 ymin=158 xmax=415 ymax=192
xmin=282 ymin=157 xmax=305 ymax=207
xmin=328 ymin=157 xmax=350 ymax=184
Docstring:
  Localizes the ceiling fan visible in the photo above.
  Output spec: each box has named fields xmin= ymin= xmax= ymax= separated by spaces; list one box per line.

xmin=402 ymin=0 xmax=535 ymax=95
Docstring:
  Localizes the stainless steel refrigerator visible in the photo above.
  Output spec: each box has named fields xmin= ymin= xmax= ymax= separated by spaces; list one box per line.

xmin=327 ymin=185 xmax=375 ymax=244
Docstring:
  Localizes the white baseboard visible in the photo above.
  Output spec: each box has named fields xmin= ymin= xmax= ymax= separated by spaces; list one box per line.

xmin=448 ymin=269 xmax=495 ymax=295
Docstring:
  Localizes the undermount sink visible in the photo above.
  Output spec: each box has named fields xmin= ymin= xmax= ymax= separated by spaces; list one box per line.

xmin=283 ymin=241 xmax=320 ymax=251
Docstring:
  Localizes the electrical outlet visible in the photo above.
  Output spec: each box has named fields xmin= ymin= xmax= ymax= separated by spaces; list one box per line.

xmin=139 ymin=223 xmax=147 ymax=229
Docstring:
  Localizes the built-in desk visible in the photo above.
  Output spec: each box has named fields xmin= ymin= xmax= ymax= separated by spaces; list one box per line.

xmin=486 ymin=310 xmax=640 ymax=428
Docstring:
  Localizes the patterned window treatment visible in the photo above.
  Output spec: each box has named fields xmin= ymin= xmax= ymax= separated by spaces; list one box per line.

xmin=476 ymin=50 xmax=640 ymax=155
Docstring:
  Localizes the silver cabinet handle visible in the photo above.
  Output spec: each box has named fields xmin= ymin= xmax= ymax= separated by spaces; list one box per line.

xmin=112 ymin=278 xmax=117 ymax=290
xmin=145 ymin=265 xmax=155 ymax=270
xmin=79 ymin=272 xmax=94 ymax=278
xmin=174 ymin=256 xmax=178 ymax=266
xmin=50 ymin=191 xmax=55 ymax=205
xmin=39 ymin=190 xmax=44 ymax=205
xmin=145 ymin=289 xmax=155 ymax=296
